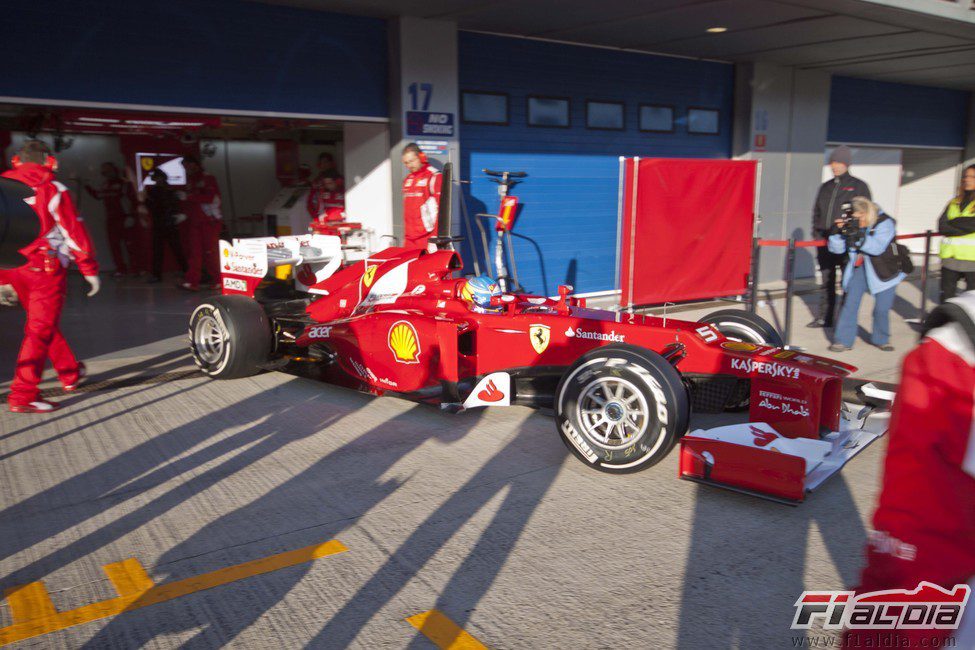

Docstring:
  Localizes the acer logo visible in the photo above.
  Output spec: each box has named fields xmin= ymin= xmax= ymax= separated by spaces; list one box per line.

xmin=477 ymin=380 xmax=505 ymax=403
xmin=308 ymin=326 xmax=332 ymax=339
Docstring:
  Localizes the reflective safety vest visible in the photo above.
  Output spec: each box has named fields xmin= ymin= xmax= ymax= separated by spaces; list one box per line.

xmin=940 ymin=199 xmax=975 ymax=261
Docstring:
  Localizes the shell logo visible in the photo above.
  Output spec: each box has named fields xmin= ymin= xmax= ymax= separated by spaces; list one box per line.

xmin=140 ymin=156 xmax=154 ymax=171
xmin=721 ymin=341 xmax=760 ymax=353
xmin=460 ymin=283 xmax=474 ymax=302
xmin=363 ymin=264 xmax=378 ymax=288
xmin=388 ymin=320 xmax=421 ymax=364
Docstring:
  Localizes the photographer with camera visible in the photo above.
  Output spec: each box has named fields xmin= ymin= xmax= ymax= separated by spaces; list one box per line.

xmin=809 ymin=145 xmax=872 ymax=329
xmin=827 ymin=197 xmax=907 ymax=352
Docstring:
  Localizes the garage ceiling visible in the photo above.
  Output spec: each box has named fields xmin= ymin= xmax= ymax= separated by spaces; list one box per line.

xmin=258 ymin=0 xmax=975 ymax=90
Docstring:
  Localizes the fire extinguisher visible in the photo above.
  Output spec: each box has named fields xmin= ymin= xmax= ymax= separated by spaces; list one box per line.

xmin=475 ymin=169 xmax=527 ymax=292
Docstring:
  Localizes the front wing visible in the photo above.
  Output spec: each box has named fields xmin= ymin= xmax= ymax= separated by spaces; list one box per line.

xmin=678 ymin=399 xmax=889 ymax=505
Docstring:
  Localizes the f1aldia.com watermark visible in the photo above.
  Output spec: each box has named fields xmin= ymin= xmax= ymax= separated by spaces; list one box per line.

xmin=788 ymin=581 xmax=970 ymax=647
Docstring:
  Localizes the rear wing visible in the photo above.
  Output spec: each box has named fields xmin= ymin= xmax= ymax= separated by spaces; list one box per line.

xmin=219 ymin=234 xmax=343 ymax=297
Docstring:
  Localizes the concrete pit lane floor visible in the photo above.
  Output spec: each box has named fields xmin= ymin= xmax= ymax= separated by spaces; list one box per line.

xmin=0 ymin=275 xmax=929 ymax=648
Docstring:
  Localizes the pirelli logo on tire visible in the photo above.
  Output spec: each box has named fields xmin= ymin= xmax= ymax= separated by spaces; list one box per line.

xmin=561 ymin=420 xmax=598 ymax=463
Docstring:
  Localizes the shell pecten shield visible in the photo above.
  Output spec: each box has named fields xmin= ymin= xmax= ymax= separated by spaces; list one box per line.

xmin=388 ymin=320 xmax=421 ymax=364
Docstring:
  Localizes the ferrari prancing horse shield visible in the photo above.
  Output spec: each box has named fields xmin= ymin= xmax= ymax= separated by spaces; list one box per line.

xmin=529 ymin=324 xmax=550 ymax=354
xmin=363 ymin=264 xmax=378 ymax=288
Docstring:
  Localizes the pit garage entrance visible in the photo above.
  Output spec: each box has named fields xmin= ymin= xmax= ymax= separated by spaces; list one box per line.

xmin=0 ymin=104 xmax=395 ymax=274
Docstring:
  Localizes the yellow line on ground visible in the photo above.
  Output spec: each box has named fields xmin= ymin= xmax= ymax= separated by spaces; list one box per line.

xmin=0 ymin=539 xmax=347 ymax=646
xmin=4 ymin=583 xmax=57 ymax=623
xmin=103 ymin=558 xmax=155 ymax=596
xmin=406 ymin=610 xmax=488 ymax=650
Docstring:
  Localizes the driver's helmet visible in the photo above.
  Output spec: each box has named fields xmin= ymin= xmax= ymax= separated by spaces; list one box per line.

xmin=462 ymin=275 xmax=503 ymax=313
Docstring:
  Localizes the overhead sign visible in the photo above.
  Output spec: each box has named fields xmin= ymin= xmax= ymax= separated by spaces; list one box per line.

xmin=406 ymin=111 xmax=454 ymax=137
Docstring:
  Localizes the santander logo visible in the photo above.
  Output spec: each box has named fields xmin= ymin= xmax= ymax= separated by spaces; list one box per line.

xmin=564 ymin=326 xmax=625 ymax=343
xmin=477 ymin=380 xmax=505 ymax=403
xmin=750 ymin=425 xmax=778 ymax=447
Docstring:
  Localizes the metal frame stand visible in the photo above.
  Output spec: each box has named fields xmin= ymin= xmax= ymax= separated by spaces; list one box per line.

xmin=783 ymin=238 xmax=796 ymax=347
xmin=919 ymin=229 xmax=932 ymax=322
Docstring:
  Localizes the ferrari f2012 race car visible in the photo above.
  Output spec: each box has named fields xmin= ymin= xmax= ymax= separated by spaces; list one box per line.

xmin=189 ymin=165 xmax=889 ymax=504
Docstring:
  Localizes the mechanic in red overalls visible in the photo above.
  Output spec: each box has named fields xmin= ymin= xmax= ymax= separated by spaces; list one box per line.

xmin=0 ymin=140 xmax=100 ymax=413
xmin=401 ymin=143 xmax=442 ymax=252
xmin=306 ymin=174 xmax=345 ymax=222
xmin=844 ymin=293 xmax=975 ymax=648
xmin=85 ymin=162 xmax=135 ymax=276
xmin=178 ymin=156 xmax=223 ymax=292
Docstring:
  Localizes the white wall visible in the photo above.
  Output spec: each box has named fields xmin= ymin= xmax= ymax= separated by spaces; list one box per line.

xmin=343 ymin=122 xmax=394 ymax=248
xmin=734 ymin=63 xmax=833 ymax=280
xmin=898 ymin=148 xmax=962 ymax=252
xmin=388 ymin=17 xmax=461 ymax=242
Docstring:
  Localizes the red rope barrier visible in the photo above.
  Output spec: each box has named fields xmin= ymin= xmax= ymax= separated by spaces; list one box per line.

xmin=757 ymin=231 xmax=934 ymax=247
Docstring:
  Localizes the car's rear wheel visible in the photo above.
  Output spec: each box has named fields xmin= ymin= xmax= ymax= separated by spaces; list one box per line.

xmin=698 ymin=309 xmax=783 ymax=410
xmin=698 ymin=309 xmax=783 ymax=347
xmin=555 ymin=345 xmax=690 ymax=473
xmin=189 ymin=295 xmax=272 ymax=379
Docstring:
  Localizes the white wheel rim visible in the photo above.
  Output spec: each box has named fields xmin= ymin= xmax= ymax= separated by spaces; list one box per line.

xmin=576 ymin=377 xmax=649 ymax=448
xmin=194 ymin=313 xmax=226 ymax=364
xmin=715 ymin=321 xmax=764 ymax=344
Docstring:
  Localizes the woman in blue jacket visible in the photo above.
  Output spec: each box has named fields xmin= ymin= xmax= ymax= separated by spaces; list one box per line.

xmin=828 ymin=197 xmax=906 ymax=352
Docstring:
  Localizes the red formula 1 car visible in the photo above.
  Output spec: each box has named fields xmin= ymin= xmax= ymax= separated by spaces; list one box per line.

xmin=189 ymin=165 xmax=888 ymax=504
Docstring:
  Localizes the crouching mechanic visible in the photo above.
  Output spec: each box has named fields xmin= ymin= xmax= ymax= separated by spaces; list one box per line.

xmin=0 ymin=140 xmax=100 ymax=413
xmin=843 ymin=293 xmax=975 ymax=648
xmin=462 ymin=276 xmax=503 ymax=313
xmin=401 ymin=143 xmax=442 ymax=252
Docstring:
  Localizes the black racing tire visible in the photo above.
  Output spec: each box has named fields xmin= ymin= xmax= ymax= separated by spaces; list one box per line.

xmin=698 ymin=309 xmax=783 ymax=410
xmin=698 ymin=309 xmax=783 ymax=347
xmin=555 ymin=344 xmax=690 ymax=474
xmin=189 ymin=295 xmax=272 ymax=379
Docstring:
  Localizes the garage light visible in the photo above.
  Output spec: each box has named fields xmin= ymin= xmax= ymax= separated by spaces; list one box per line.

xmin=706 ymin=26 xmax=727 ymax=33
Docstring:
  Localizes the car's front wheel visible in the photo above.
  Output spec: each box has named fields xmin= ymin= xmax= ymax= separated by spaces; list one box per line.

xmin=555 ymin=345 xmax=690 ymax=473
xmin=189 ymin=295 xmax=272 ymax=379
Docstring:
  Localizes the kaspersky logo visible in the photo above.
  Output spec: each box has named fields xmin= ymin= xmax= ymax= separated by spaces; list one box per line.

xmin=363 ymin=264 xmax=378 ymax=288
xmin=792 ymin=582 xmax=970 ymax=631
xmin=388 ymin=321 xmax=420 ymax=364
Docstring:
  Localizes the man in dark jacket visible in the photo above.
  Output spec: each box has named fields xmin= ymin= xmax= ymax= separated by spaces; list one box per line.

xmin=808 ymin=145 xmax=871 ymax=328
xmin=145 ymin=169 xmax=188 ymax=283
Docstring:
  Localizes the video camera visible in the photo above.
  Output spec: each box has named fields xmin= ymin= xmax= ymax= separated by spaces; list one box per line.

xmin=837 ymin=202 xmax=859 ymax=244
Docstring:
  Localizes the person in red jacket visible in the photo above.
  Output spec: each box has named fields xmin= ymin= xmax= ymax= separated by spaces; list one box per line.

xmin=178 ymin=156 xmax=223 ymax=291
xmin=844 ymin=293 xmax=975 ymax=648
xmin=85 ymin=162 xmax=136 ymax=277
xmin=401 ymin=143 xmax=442 ymax=252
xmin=0 ymin=140 xmax=100 ymax=413
xmin=306 ymin=174 xmax=345 ymax=222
